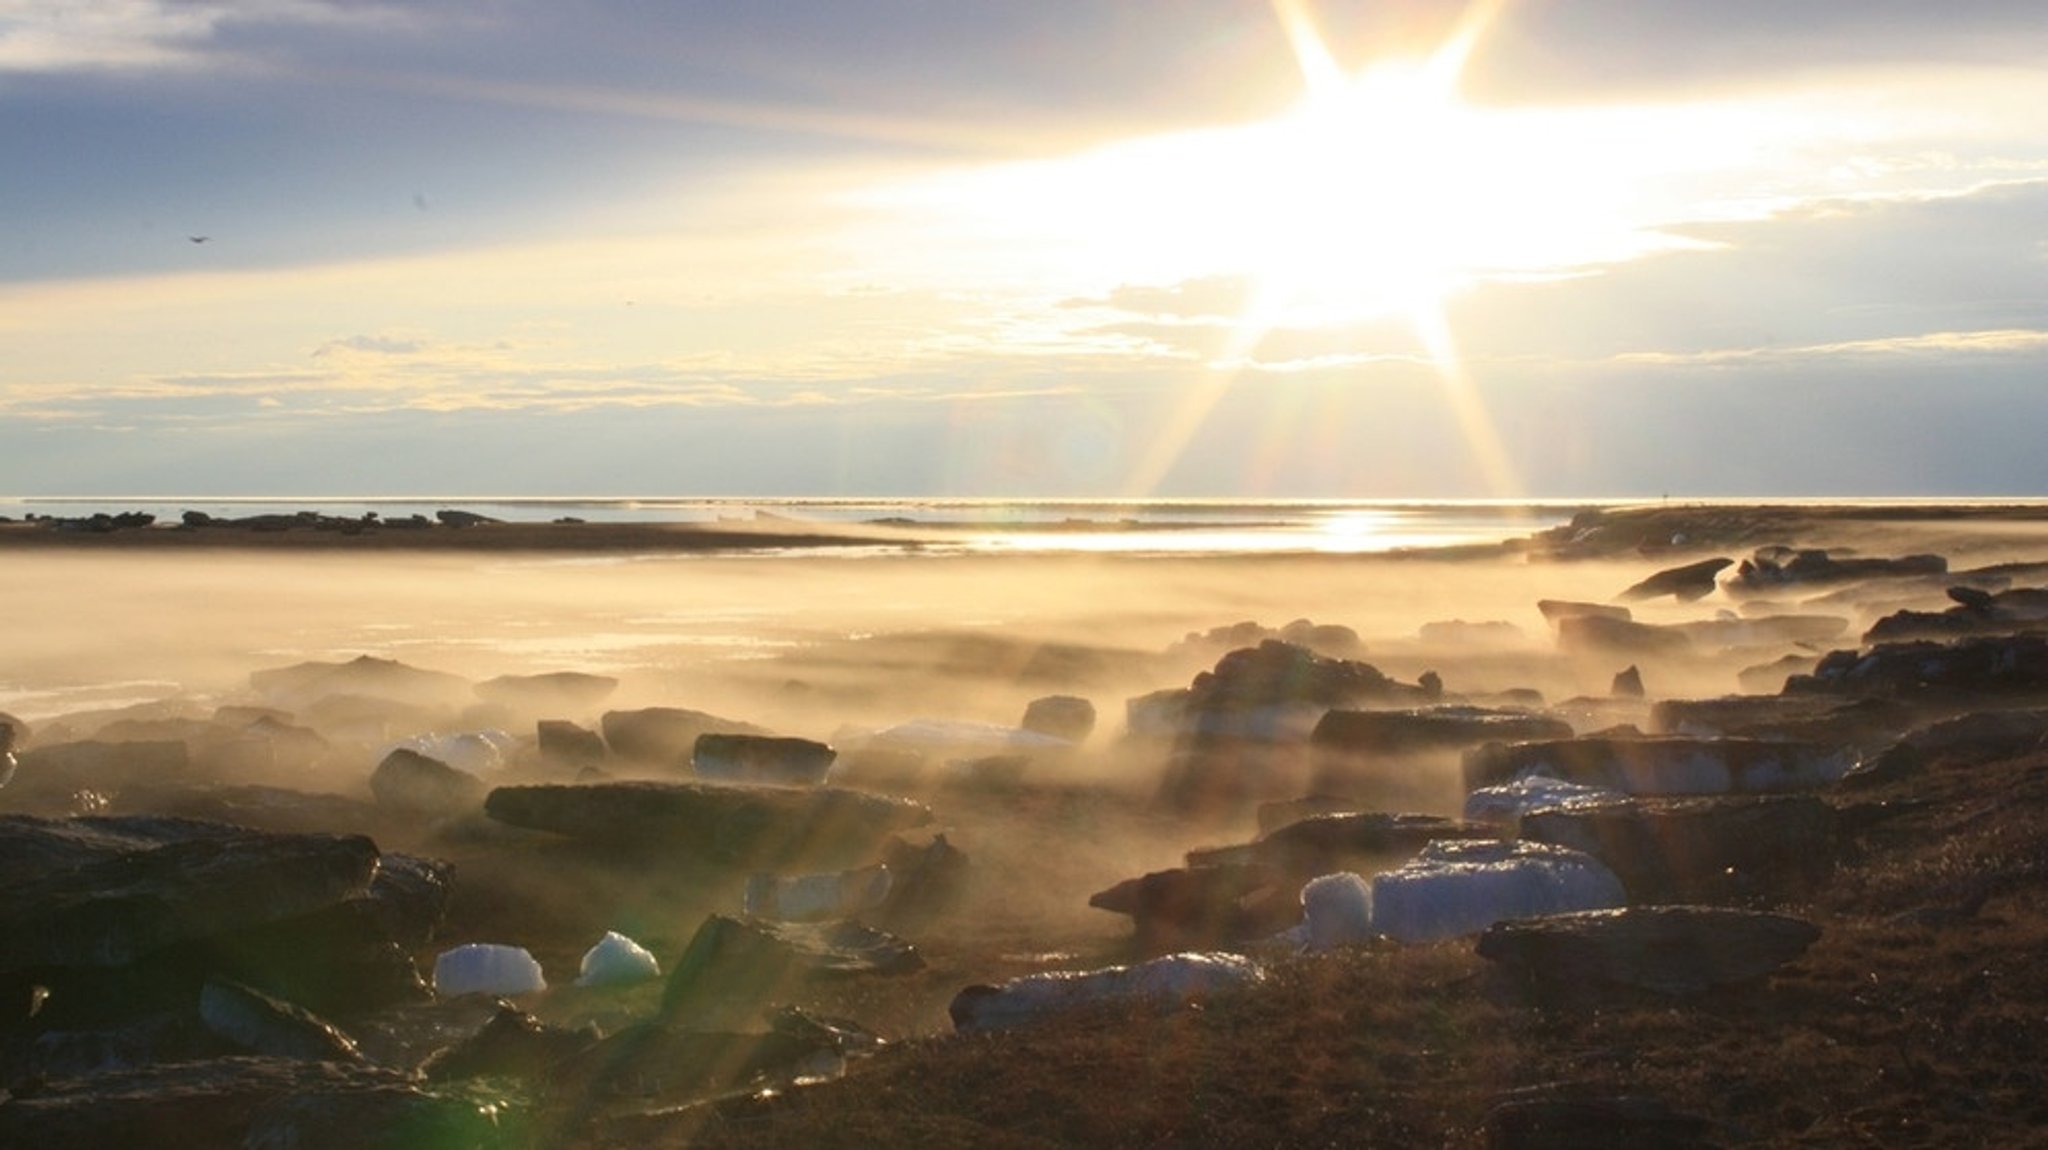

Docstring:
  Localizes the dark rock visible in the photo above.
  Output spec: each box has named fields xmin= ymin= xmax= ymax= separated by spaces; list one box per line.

xmin=483 ymin=780 xmax=931 ymax=867
xmin=1885 ymin=708 xmax=2048 ymax=766
xmin=1521 ymin=794 xmax=1837 ymax=903
xmin=0 ymin=1056 xmax=525 ymax=1149
xmin=659 ymin=914 xmax=923 ymax=1025
xmin=199 ymin=977 xmax=364 ymax=1063
xmin=4 ymin=739 xmax=194 ymax=810
xmin=1737 ymin=653 xmax=1821 ymax=693
xmin=421 ymin=1001 xmax=600 ymax=1083
xmin=1086 ymin=864 xmax=1296 ymax=952
xmin=1649 ymin=694 xmax=1909 ymax=748
xmin=872 ymin=832 xmax=969 ymax=930
xmin=1618 ymin=557 xmax=1733 ymax=602
xmin=1555 ymin=615 xmax=1695 ymax=658
xmin=1021 ymin=694 xmax=1097 ymax=742
xmin=1312 ymin=707 xmax=1573 ymax=756
xmin=1731 ymin=546 xmax=1947 ymax=593
xmin=1476 ymin=905 xmax=1822 ymax=995
xmin=1485 ymin=1087 xmax=1717 ymax=1149
xmin=369 ymin=749 xmax=486 ymax=818
xmin=1788 ymin=633 xmax=2048 ymax=700
xmin=0 ymin=824 xmax=379 ymax=971
xmin=1463 ymin=736 xmax=1856 ymax=795
xmin=535 ymin=720 xmax=607 ymax=768
xmin=545 ymin=1017 xmax=849 ymax=1113
xmin=600 ymin=706 xmax=768 ymax=765
xmin=1133 ymin=641 xmax=1423 ymax=742
xmin=1186 ymin=811 xmax=1498 ymax=880
xmin=1865 ymin=586 xmax=2048 ymax=642
xmin=1610 ymin=665 xmax=1645 ymax=698
xmin=434 ymin=509 xmax=499 ymax=528
xmin=1255 ymin=794 xmax=1363 ymax=835
xmin=692 ymin=733 xmax=836 ymax=786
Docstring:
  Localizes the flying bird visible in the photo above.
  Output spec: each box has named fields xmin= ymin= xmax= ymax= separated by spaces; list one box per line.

xmin=188 ymin=235 xmax=210 ymax=244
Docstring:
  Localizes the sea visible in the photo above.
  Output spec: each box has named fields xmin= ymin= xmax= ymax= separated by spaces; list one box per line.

xmin=0 ymin=496 xmax=1592 ymax=556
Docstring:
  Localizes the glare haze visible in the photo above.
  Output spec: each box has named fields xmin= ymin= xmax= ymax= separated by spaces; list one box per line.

xmin=5 ymin=1 xmax=2047 ymax=500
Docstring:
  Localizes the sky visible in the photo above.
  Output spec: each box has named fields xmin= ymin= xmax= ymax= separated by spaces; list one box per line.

xmin=4 ymin=0 xmax=2047 ymax=500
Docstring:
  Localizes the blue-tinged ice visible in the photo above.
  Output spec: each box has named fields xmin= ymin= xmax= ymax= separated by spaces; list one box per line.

xmin=574 ymin=930 xmax=662 ymax=988
xmin=432 ymin=943 xmax=546 ymax=997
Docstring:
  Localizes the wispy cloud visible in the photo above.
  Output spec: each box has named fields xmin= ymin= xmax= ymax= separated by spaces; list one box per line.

xmin=0 ymin=0 xmax=423 ymax=74
xmin=1615 ymin=328 xmax=2048 ymax=367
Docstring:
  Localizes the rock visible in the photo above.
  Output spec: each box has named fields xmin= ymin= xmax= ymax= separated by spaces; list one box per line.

xmin=385 ymin=731 xmax=512 ymax=777
xmin=199 ymin=977 xmax=364 ymax=1063
xmin=1462 ymin=736 xmax=1856 ymax=795
xmin=483 ymin=781 xmax=932 ymax=868
xmin=856 ymin=719 xmax=1070 ymax=762
xmin=1475 ymin=906 xmax=1822 ymax=996
xmin=249 ymin=655 xmax=472 ymax=710
xmin=0 ymin=710 xmax=31 ymax=749
xmin=1311 ymin=706 xmax=1573 ymax=756
xmin=474 ymin=671 xmax=619 ymax=710
xmin=574 ymin=931 xmax=662 ymax=988
xmin=542 ymin=1017 xmax=853 ymax=1111
xmin=872 ymin=832 xmax=969 ymax=930
xmin=535 ymin=720 xmax=607 ymax=768
xmin=1186 ymin=812 xmax=1498 ymax=880
xmin=1536 ymin=600 xmax=1631 ymax=625
xmin=1086 ymin=864 xmax=1296 ymax=952
xmin=1021 ymin=694 xmax=1097 ymax=742
xmin=1369 ymin=841 xmax=1626 ymax=944
xmin=1673 ymin=613 xmax=1849 ymax=650
xmin=1865 ymin=586 xmax=2048 ymax=642
xmin=600 ymin=706 xmax=768 ymax=766
xmin=1521 ymin=794 xmax=1837 ymax=903
xmin=1484 ymin=1087 xmax=1717 ymax=1149
xmin=1618 ymin=557 xmax=1733 ymax=602
xmin=5 ymin=739 xmax=194 ymax=810
xmin=421 ymin=1001 xmax=600 ymax=1083
xmin=1737 ymin=652 xmax=1821 ymax=693
xmin=0 ymin=1056 xmax=525 ymax=1149
xmin=435 ymin=508 xmax=499 ymax=528
xmin=1789 ymin=633 xmax=2048 ymax=700
xmin=1610 ymin=665 xmax=1645 ymax=698
xmin=949 ymin=952 xmax=1264 ymax=1033
xmin=0 ymin=821 xmax=380 ymax=972
xmin=1131 ymin=641 xmax=1423 ymax=742
xmin=1418 ymin=619 xmax=1526 ymax=646
xmin=692 ymin=733 xmax=836 ymax=786
xmin=369 ymin=748 xmax=486 ymax=818
xmin=432 ymin=944 xmax=547 ymax=998
xmin=1555 ymin=616 xmax=1695 ymax=658
xmin=660 ymin=915 xmax=923 ymax=1025
xmin=1731 ymin=546 xmax=1947 ymax=594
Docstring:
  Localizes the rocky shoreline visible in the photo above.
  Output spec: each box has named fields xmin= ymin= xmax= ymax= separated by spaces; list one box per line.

xmin=5 ymin=503 xmax=2048 ymax=1146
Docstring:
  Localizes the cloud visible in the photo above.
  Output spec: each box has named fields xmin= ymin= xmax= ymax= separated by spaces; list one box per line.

xmin=0 ymin=0 xmax=422 ymax=74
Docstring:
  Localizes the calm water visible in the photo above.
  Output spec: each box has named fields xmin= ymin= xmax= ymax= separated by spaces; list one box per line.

xmin=1 ymin=496 xmax=1587 ymax=555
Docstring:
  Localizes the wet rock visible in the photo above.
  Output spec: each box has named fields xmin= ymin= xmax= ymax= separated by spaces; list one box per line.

xmin=1463 ymin=777 xmax=1620 ymax=827
xmin=1618 ymin=557 xmax=1733 ymax=602
xmin=600 ymin=707 xmax=767 ymax=766
xmin=1186 ymin=811 xmax=1498 ymax=880
xmin=1462 ymin=736 xmax=1855 ymax=795
xmin=199 ymin=977 xmax=364 ymax=1063
xmin=483 ymin=781 xmax=932 ymax=868
xmin=949 ymin=952 xmax=1264 ymax=1034
xmin=1022 ymin=694 xmax=1097 ymax=742
xmin=1521 ymin=794 xmax=1837 ymax=903
xmin=535 ymin=719 xmax=607 ymax=768
xmin=692 ymin=733 xmax=836 ymax=786
xmin=369 ymin=748 xmax=486 ymax=818
xmin=0 ymin=1055 xmax=525 ymax=1149
xmin=1312 ymin=706 xmax=1573 ymax=756
xmin=659 ymin=915 xmax=923 ymax=1025
xmin=1087 ymin=864 xmax=1296 ymax=952
xmin=1476 ymin=905 xmax=1822 ymax=996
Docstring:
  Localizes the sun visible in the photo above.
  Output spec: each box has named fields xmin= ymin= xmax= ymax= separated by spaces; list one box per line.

xmin=1225 ymin=0 xmax=1506 ymax=345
